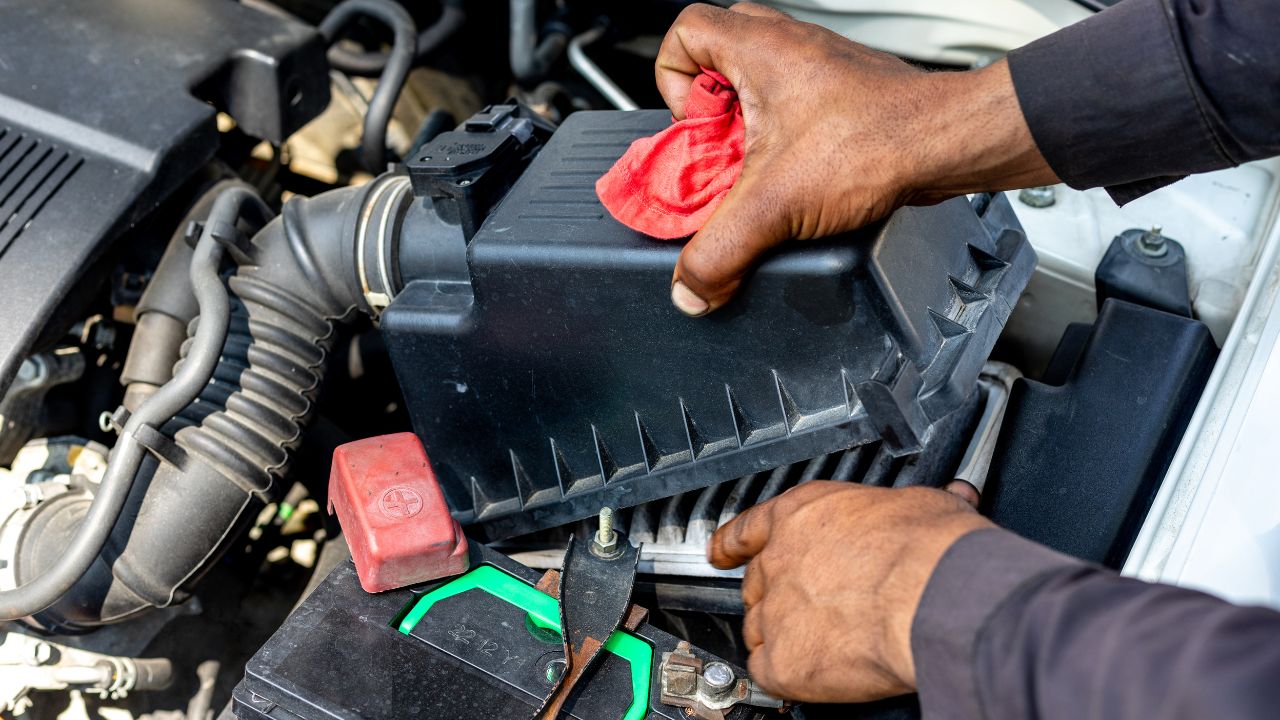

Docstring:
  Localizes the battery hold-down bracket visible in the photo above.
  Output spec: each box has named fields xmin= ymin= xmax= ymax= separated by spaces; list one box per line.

xmin=402 ymin=562 xmax=650 ymax=720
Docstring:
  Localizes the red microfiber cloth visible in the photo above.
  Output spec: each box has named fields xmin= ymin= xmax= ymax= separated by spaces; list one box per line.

xmin=596 ymin=70 xmax=745 ymax=239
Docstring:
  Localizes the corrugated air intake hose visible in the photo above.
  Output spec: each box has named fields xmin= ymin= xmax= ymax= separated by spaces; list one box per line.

xmin=1 ymin=174 xmax=414 ymax=628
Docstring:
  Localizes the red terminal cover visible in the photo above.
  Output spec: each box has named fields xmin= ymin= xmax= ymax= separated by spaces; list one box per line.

xmin=327 ymin=432 xmax=468 ymax=593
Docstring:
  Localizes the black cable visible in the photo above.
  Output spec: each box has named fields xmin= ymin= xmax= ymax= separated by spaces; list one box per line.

xmin=328 ymin=1 xmax=464 ymax=77
xmin=510 ymin=0 xmax=569 ymax=83
xmin=319 ymin=0 xmax=418 ymax=172
xmin=0 ymin=187 xmax=271 ymax=621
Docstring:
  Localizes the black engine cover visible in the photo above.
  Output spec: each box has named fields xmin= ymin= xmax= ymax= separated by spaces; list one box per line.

xmin=0 ymin=0 xmax=329 ymax=392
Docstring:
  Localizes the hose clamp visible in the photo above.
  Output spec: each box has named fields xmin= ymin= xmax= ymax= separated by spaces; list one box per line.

xmin=355 ymin=174 xmax=413 ymax=315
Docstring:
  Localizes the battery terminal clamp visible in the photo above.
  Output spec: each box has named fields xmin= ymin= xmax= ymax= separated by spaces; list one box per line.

xmin=660 ymin=641 xmax=789 ymax=719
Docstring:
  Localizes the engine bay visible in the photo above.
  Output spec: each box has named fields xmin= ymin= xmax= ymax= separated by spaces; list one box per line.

xmin=0 ymin=1 xmax=1275 ymax=719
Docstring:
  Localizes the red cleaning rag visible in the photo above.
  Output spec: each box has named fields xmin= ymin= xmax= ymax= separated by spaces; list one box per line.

xmin=596 ymin=70 xmax=745 ymax=239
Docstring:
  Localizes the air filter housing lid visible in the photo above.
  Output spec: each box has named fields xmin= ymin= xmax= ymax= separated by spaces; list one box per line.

xmin=383 ymin=110 xmax=1036 ymax=539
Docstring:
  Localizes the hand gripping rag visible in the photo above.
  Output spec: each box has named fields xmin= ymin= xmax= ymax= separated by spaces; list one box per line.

xmin=596 ymin=70 xmax=745 ymax=239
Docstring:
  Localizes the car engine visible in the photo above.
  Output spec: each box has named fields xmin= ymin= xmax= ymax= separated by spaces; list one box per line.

xmin=0 ymin=1 xmax=1269 ymax=718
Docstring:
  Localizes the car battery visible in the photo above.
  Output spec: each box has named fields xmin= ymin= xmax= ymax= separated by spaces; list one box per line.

xmin=232 ymin=544 xmax=771 ymax=720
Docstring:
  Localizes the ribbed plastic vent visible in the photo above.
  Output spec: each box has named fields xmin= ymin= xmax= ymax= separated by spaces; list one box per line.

xmin=500 ymin=363 xmax=1018 ymax=585
xmin=0 ymin=127 xmax=82 ymax=255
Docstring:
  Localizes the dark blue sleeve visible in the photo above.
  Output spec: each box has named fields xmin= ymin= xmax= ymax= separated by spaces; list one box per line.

xmin=1006 ymin=0 xmax=1280 ymax=203
xmin=912 ymin=529 xmax=1280 ymax=719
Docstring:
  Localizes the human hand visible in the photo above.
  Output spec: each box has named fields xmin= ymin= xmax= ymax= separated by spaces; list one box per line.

xmin=708 ymin=481 xmax=993 ymax=702
xmin=657 ymin=3 xmax=1058 ymax=316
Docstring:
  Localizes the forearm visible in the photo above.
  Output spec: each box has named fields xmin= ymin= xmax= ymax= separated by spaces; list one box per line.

xmin=903 ymin=61 xmax=1059 ymax=205
xmin=907 ymin=0 xmax=1280 ymax=206
xmin=914 ymin=529 xmax=1280 ymax=719
xmin=1006 ymin=0 xmax=1280 ymax=202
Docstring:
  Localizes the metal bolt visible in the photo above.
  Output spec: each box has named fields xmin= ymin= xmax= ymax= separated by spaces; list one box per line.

xmin=591 ymin=507 xmax=620 ymax=558
xmin=1017 ymin=186 xmax=1056 ymax=208
xmin=544 ymin=658 xmax=566 ymax=684
xmin=596 ymin=507 xmax=615 ymax=546
xmin=703 ymin=661 xmax=734 ymax=692
xmin=1135 ymin=226 xmax=1168 ymax=258
xmin=29 ymin=641 xmax=52 ymax=666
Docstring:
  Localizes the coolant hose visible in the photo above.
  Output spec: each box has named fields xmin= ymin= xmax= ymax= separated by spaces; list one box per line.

xmin=319 ymin=0 xmax=417 ymax=172
xmin=328 ymin=0 xmax=465 ymax=77
xmin=120 ymin=178 xmax=250 ymax=411
xmin=0 ymin=187 xmax=270 ymax=621
xmin=510 ymin=0 xmax=570 ymax=84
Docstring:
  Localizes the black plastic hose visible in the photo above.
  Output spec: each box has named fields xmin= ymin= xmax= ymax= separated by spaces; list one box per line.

xmin=319 ymin=0 xmax=418 ymax=172
xmin=328 ymin=1 xmax=464 ymax=77
xmin=22 ymin=177 xmax=390 ymax=628
xmin=510 ymin=0 xmax=570 ymax=84
xmin=0 ymin=188 xmax=271 ymax=621
xmin=121 ymin=178 xmax=249 ymax=411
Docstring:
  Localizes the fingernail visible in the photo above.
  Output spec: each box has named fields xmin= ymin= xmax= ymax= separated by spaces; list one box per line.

xmin=671 ymin=281 xmax=710 ymax=317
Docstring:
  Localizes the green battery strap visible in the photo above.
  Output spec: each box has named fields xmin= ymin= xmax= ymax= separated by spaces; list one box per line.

xmin=398 ymin=565 xmax=652 ymax=720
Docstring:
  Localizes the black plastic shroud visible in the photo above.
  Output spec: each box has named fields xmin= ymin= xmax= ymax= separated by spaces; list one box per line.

xmin=383 ymin=110 xmax=1036 ymax=539
xmin=0 ymin=0 xmax=329 ymax=395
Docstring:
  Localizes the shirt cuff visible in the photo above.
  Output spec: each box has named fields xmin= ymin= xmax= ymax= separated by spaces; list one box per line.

xmin=910 ymin=528 xmax=1081 ymax=719
xmin=1006 ymin=0 xmax=1230 ymax=200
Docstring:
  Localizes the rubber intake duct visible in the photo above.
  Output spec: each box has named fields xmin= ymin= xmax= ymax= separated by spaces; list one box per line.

xmin=1 ymin=176 xmax=401 ymax=628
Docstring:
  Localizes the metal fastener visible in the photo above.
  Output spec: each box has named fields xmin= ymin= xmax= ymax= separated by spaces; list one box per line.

xmin=1135 ymin=226 xmax=1168 ymax=258
xmin=1017 ymin=186 xmax=1056 ymax=208
xmin=595 ymin=507 xmax=614 ymax=545
xmin=591 ymin=507 xmax=620 ymax=558
xmin=702 ymin=661 xmax=735 ymax=696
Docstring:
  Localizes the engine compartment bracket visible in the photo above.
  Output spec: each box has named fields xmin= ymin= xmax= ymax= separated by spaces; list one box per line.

xmin=535 ymin=510 xmax=641 ymax=720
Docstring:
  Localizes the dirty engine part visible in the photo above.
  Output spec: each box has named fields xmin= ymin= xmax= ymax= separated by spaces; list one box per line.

xmin=382 ymin=109 xmax=1036 ymax=538
xmin=0 ymin=0 xmax=328 ymax=395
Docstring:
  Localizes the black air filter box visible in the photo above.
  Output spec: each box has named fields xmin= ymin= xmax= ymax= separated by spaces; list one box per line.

xmin=382 ymin=111 xmax=1035 ymax=539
